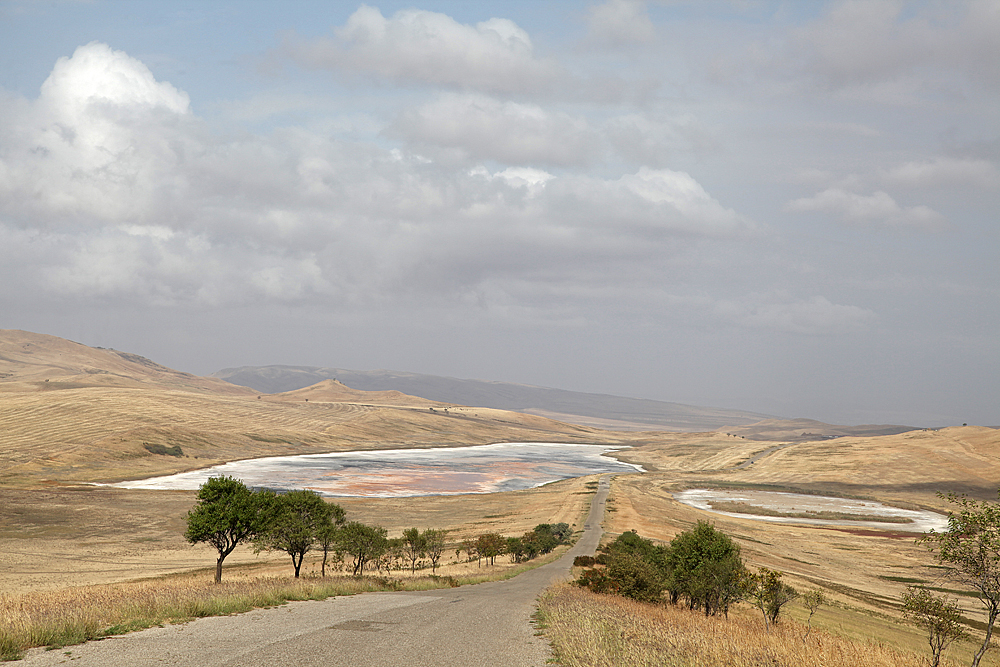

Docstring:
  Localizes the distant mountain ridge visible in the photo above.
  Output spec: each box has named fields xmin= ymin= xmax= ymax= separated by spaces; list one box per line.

xmin=211 ymin=365 xmax=776 ymax=432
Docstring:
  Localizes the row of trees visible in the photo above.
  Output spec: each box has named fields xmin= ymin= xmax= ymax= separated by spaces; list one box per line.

xmin=185 ymin=477 xmax=567 ymax=583
xmin=457 ymin=523 xmax=572 ymax=567
xmin=184 ymin=476 xmax=447 ymax=582
xmin=576 ymin=522 xmax=811 ymax=627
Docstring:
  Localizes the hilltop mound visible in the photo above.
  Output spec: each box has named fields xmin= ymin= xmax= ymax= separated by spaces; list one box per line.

xmin=0 ymin=329 xmax=253 ymax=396
xmin=266 ymin=379 xmax=444 ymax=408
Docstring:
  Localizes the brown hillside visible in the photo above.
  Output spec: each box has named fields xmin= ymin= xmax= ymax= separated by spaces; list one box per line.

xmin=0 ymin=329 xmax=253 ymax=396
xmin=0 ymin=332 xmax=636 ymax=488
xmin=265 ymin=379 xmax=445 ymax=407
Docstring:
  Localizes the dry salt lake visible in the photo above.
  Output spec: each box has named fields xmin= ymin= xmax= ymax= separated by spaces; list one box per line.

xmin=112 ymin=442 xmax=644 ymax=497
xmin=112 ymin=443 xmax=949 ymax=532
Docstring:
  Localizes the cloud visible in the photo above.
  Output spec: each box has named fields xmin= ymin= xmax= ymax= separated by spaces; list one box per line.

xmin=585 ymin=0 xmax=654 ymax=47
xmin=604 ymin=113 xmax=715 ymax=166
xmin=387 ymin=93 xmax=600 ymax=166
xmin=717 ymin=295 xmax=876 ymax=336
xmin=881 ymin=157 xmax=1000 ymax=189
xmin=786 ymin=0 xmax=1000 ymax=96
xmin=282 ymin=5 xmax=563 ymax=95
xmin=0 ymin=43 xmax=757 ymax=314
xmin=0 ymin=41 xmax=194 ymax=227
xmin=785 ymin=188 xmax=946 ymax=228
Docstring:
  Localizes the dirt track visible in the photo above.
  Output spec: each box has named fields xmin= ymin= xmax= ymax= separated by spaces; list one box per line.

xmin=19 ymin=477 xmax=610 ymax=667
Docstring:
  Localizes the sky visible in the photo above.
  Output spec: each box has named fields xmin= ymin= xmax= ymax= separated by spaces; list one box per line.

xmin=0 ymin=1 xmax=997 ymax=427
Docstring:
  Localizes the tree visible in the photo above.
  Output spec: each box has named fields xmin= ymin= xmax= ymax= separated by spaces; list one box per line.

xmin=506 ymin=536 xmax=526 ymax=563
xmin=603 ymin=551 xmax=666 ymax=603
xmin=423 ymin=529 xmax=447 ymax=573
xmin=801 ymin=589 xmax=826 ymax=639
xmin=476 ymin=533 xmax=506 ymax=566
xmin=902 ymin=587 xmax=967 ymax=667
xmin=578 ymin=530 xmax=670 ymax=603
xmin=185 ymin=476 xmax=268 ymax=584
xmin=402 ymin=528 xmax=426 ymax=573
xmin=921 ymin=491 xmax=1000 ymax=667
xmin=666 ymin=521 xmax=746 ymax=616
xmin=337 ymin=522 xmax=388 ymax=575
xmin=315 ymin=503 xmax=347 ymax=577
xmin=746 ymin=567 xmax=798 ymax=629
xmin=256 ymin=490 xmax=343 ymax=578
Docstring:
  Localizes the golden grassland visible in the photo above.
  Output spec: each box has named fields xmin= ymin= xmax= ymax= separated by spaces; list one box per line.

xmin=0 ymin=473 xmax=597 ymax=595
xmin=5 ymin=330 xmax=1000 ymax=663
xmin=0 ymin=572 xmax=408 ymax=661
xmin=0 ymin=558 xmax=567 ymax=662
xmin=537 ymin=583 xmax=968 ymax=667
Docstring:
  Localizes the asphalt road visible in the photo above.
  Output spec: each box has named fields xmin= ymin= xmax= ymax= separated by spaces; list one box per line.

xmin=21 ymin=477 xmax=610 ymax=667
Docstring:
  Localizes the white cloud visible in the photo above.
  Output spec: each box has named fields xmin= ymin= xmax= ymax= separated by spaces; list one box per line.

xmin=785 ymin=188 xmax=946 ymax=228
xmin=604 ymin=113 xmax=714 ymax=166
xmin=388 ymin=93 xmax=599 ymax=166
xmin=283 ymin=5 xmax=563 ymax=94
xmin=585 ymin=0 xmax=654 ymax=47
xmin=0 ymin=43 xmax=758 ymax=312
xmin=717 ymin=295 xmax=876 ymax=335
xmin=881 ymin=157 xmax=1000 ymax=189
xmin=0 ymin=42 xmax=194 ymax=226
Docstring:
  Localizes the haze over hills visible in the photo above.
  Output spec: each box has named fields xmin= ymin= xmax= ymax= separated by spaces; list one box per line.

xmin=213 ymin=364 xmax=861 ymax=434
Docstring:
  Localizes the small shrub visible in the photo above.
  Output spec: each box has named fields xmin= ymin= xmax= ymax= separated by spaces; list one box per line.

xmin=143 ymin=443 xmax=183 ymax=457
xmin=573 ymin=555 xmax=597 ymax=567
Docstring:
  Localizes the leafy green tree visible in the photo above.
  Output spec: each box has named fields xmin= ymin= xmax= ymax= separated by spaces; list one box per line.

xmin=604 ymin=551 xmax=666 ymax=603
xmin=745 ymin=567 xmax=798 ymax=629
xmin=315 ymin=502 xmax=347 ymax=577
xmin=902 ymin=586 xmax=967 ymax=667
xmin=921 ymin=492 xmax=1000 ymax=667
xmin=578 ymin=530 xmax=670 ymax=603
xmin=402 ymin=527 xmax=427 ymax=573
xmin=185 ymin=476 xmax=268 ymax=584
xmin=337 ymin=522 xmax=388 ymax=575
xmin=506 ymin=536 xmax=526 ymax=563
xmin=423 ymin=529 xmax=447 ymax=574
xmin=476 ymin=533 xmax=506 ymax=566
xmin=256 ymin=490 xmax=343 ymax=578
xmin=666 ymin=521 xmax=746 ymax=616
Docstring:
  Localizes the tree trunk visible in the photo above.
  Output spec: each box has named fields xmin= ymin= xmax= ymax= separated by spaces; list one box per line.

xmin=970 ymin=604 xmax=998 ymax=667
xmin=215 ymin=556 xmax=224 ymax=584
xmin=292 ymin=553 xmax=302 ymax=578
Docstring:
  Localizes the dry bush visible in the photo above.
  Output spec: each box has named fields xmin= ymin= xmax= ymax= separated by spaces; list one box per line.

xmin=537 ymin=584 xmax=945 ymax=667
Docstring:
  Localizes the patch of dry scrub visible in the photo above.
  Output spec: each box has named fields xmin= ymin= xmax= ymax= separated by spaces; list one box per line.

xmin=538 ymin=584 xmax=937 ymax=667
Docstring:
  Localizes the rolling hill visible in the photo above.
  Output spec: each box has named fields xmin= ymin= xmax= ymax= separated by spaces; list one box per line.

xmin=0 ymin=330 xmax=636 ymax=488
xmin=211 ymin=365 xmax=776 ymax=432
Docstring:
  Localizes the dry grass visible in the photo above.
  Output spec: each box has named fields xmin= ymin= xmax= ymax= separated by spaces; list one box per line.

xmin=0 ymin=571 xmax=450 ymax=661
xmin=0 ymin=474 xmax=596 ymax=596
xmin=537 ymin=584 xmax=941 ymax=667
